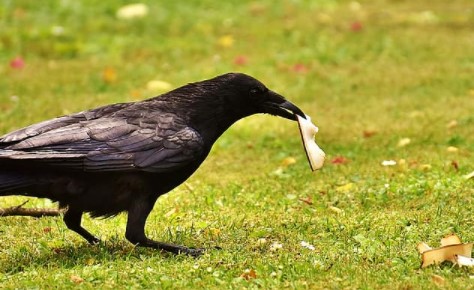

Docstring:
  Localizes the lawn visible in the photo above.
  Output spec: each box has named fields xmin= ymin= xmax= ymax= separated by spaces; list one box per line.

xmin=1 ymin=0 xmax=474 ymax=288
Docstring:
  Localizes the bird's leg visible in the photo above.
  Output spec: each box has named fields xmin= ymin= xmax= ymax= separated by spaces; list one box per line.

xmin=63 ymin=208 xmax=100 ymax=244
xmin=125 ymin=198 xmax=204 ymax=257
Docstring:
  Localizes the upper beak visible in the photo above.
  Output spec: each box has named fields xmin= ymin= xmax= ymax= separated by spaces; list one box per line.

xmin=261 ymin=90 xmax=306 ymax=121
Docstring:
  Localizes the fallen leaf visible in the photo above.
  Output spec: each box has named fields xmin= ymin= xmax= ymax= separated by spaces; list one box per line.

xmin=281 ymin=157 xmax=297 ymax=167
xmin=362 ymin=130 xmax=377 ymax=138
xmin=397 ymin=138 xmax=411 ymax=147
xmin=336 ymin=183 xmax=354 ymax=193
xmin=70 ymin=275 xmax=84 ymax=284
xmin=381 ymin=160 xmax=396 ymax=166
xmin=350 ymin=21 xmax=363 ymax=32
xmin=102 ymin=67 xmax=117 ymax=84
xmin=418 ymin=234 xmax=473 ymax=268
xmin=146 ymin=80 xmax=172 ymax=92
xmin=446 ymin=120 xmax=458 ymax=129
xmin=116 ymin=3 xmax=149 ymax=19
xmin=233 ymin=55 xmax=248 ymax=66
xmin=441 ymin=234 xmax=462 ymax=246
xmin=299 ymin=196 xmax=313 ymax=205
xmin=218 ymin=35 xmax=234 ymax=48
xmin=417 ymin=242 xmax=432 ymax=253
xmin=451 ymin=160 xmax=459 ymax=171
xmin=43 ymin=227 xmax=52 ymax=233
xmin=464 ymin=171 xmax=474 ymax=180
xmin=240 ymin=269 xmax=257 ymax=280
xmin=331 ymin=156 xmax=349 ymax=165
xmin=292 ymin=63 xmax=309 ymax=73
xmin=447 ymin=146 xmax=459 ymax=153
xmin=10 ymin=57 xmax=25 ymax=69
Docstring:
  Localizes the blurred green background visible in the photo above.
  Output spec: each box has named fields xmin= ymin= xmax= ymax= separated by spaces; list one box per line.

xmin=1 ymin=0 xmax=473 ymax=289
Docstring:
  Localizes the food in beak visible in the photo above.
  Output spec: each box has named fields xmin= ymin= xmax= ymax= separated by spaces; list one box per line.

xmin=297 ymin=115 xmax=325 ymax=171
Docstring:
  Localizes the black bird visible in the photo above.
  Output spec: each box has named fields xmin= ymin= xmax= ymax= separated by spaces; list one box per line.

xmin=0 ymin=73 xmax=306 ymax=256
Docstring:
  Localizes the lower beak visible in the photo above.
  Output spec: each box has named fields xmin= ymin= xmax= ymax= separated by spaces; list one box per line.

xmin=278 ymin=100 xmax=306 ymax=120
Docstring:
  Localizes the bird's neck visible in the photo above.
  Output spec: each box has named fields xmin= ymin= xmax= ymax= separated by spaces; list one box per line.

xmin=189 ymin=105 xmax=243 ymax=146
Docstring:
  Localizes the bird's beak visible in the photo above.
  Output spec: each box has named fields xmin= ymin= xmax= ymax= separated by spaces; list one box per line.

xmin=261 ymin=90 xmax=306 ymax=121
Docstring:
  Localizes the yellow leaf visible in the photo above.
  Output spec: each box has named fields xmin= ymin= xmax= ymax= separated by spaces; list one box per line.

xmin=146 ymin=80 xmax=172 ymax=93
xmin=336 ymin=183 xmax=354 ymax=193
xmin=102 ymin=67 xmax=117 ymax=84
xmin=218 ymin=35 xmax=234 ymax=48
xmin=281 ymin=157 xmax=296 ymax=167
xmin=397 ymin=138 xmax=411 ymax=147
xmin=446 ymin=146 xmax=459 ymax=153
xmin=464 ymin=171 xmax=474 ymax=180
xmin=116 ymin=3 xmax=149 ymax=20
xmin=446 ymin=120 xmax=458 ymax=129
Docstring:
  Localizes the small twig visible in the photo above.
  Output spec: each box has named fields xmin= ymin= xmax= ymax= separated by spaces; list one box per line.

xmin=0 ymin=201 xmax=64 ymax=218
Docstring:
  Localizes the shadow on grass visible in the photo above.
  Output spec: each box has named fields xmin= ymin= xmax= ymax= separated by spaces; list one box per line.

xmin=0 ymin=240 xmax=187 ymax=275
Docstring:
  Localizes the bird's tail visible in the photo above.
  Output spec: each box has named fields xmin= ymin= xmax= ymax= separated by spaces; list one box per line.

xmin=0 ymin=172 xmax=34 ymax=195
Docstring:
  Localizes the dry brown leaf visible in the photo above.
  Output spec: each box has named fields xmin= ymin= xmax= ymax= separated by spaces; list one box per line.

xmin=299 ymin=196 xmax=313 ymax=205
xmin=417 ymin=242 xmax=432 ymax=253
xmin=240 ymin=269 xmax=257 ymax=280
xmin=418 ymin=234 xmax=473 ymax=268
xmin=440 ymin=234 xmax=462 ymax=247
xmin=70 ymin=275 xmax=84 ymax=284
xmin=362 ymin=130 xmax=377 ymax=138
xmin=421 ymin=243 xmax=473 ymax=267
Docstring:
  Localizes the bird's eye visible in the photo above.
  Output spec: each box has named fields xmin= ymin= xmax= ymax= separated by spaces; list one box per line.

xmin=249 ymin=88 xmax=260 ymax=95
xmin=249 ymin=86 xmax=267 ymax=96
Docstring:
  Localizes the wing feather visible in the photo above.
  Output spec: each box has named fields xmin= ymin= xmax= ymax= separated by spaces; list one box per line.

xmin=0 ymin=107 xmax=204 ymax=173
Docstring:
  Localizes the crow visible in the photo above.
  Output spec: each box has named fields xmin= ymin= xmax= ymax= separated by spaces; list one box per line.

xmin=0 ymin=73 xmax=306 ymax=256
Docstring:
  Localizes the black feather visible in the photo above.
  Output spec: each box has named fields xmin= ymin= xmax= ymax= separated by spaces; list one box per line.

xmin=0 ymin=72 xmax=305 ymax=256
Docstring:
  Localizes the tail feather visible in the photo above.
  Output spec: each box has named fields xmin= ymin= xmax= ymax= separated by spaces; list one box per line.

xmin=0 ymin=172 xmax=34 ymax=194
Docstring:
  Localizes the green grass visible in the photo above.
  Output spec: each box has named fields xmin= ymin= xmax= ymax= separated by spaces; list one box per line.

xmin=1 ymin=0 xmax=474 ymax=288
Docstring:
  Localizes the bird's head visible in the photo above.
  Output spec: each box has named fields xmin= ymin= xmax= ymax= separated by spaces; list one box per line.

xmin=210 ymin=73 xmax=306 ymax=121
